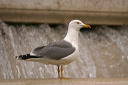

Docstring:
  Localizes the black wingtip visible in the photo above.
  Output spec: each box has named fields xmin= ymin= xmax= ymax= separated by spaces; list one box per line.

xmin=14 ymin=55 xmax=22 ymax=60
xmin=15 ymin=54 xmax=39 ymax=60
xmin=15 ymin=56 xmax=18 ymax=58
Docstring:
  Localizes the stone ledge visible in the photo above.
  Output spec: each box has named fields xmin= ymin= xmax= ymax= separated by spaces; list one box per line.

xmin=0 ymin=78 xmax=128 ymax=85
xmin=0 ymin=8 xmax=128 ymax=25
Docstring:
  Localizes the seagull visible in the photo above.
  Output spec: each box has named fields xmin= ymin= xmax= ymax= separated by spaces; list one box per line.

xmin=15 ymin=20 xmax=91 ymax=79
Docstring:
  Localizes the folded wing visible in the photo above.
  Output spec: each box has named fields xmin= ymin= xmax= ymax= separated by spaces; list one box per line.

xmin=30 ymin=40 xmax=75 ymax=60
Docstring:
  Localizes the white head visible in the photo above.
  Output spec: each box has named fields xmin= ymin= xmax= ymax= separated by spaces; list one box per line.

xmin=68 ymin=20 xmax=91 ymax=30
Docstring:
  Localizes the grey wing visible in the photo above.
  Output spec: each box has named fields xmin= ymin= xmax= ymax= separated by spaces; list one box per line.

xmin=30 ymin=46 xmax=46 ymax=56
xmin=30 ymin=40 xmax=75 ymax=60
xmin=44 ymin=46 xmax=75 ymax=60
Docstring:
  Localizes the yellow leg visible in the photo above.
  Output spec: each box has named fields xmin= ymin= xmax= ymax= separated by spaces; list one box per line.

xmin=60 ymin=65 xmax=63 ymax=78
xmin=58 ymin=65 xmax=64 ymax=78
xmin=58 ymin=65 xmax=61 ymax=78
xmin=58 ymin=65 xmax=69 ymax=79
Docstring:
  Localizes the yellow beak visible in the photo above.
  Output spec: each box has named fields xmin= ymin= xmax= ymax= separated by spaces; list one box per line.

xmin=82 ymin=24 xmax=91 ymax=28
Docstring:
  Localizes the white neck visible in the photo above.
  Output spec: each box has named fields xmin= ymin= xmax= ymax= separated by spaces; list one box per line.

xmin=64 ymin=27 xmax=79 ymax=48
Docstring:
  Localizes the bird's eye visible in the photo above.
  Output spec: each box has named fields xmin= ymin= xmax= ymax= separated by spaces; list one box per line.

xmin=76 ymin=22 xmax=80 ymax=24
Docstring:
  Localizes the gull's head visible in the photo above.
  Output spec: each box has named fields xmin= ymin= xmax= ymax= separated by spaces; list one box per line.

xmin=68 ymin=20 xmax=91 ymax=30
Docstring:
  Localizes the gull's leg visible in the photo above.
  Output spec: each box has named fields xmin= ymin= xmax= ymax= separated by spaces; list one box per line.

xmin=61 ymin=65 xmax=70 ymax=79
xmin=57 ymin=65 xmax=64 ymax=78
xmin=60 ymin=65 xmax=64 ymax=78
xmin=58 ymin=65 xmax=69 ymax=79
xmin=58 ymin=65 xmax=61 ymax=78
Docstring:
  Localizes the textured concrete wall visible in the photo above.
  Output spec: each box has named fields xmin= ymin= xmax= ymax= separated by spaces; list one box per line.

xmin=0 ymin=0 xmax=128 ymax=24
